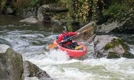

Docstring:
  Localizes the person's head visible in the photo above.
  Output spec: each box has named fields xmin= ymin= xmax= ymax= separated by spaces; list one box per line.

xmin=62 ymin=26 xmax=68 ymax=33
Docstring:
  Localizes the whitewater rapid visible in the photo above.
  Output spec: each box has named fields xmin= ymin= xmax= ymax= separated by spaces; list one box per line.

xmin=1 ymin=30 xmax=134 ymax=80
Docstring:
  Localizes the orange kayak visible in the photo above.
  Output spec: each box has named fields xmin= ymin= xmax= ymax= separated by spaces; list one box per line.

xmin=54 ymin=40 xmax=87 ymax=58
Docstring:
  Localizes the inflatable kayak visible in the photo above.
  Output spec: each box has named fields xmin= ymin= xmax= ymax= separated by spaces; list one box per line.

xmin=54 ymin=40 xmax=87 ymax=58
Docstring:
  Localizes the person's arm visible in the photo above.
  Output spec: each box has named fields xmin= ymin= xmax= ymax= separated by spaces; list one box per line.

xmin=69 ymin=32 xmax=80 ymax=36
xmin=57 ymin=34 xmax=64 ymax=43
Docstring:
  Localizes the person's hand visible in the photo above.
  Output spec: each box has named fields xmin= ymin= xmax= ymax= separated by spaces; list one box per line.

xmin=61 ymin=40 xmax=65 ymax=42
xmin=60 ymin=40 xmax=65 ymax=44
xmin=76 ymin=32 xmax=80 ymax=36
xmin=61 ymin=39 xmax=68 ymax=42
xmin=77 ymin=32 xmax=80 ymax=35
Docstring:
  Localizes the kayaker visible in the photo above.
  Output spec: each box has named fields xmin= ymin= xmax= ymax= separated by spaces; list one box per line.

xmin=57 ymin=26 xmax=80 ymax=49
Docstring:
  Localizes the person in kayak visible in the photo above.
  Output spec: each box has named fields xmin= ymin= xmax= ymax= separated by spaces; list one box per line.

xmin=57 ymin=26 xmax=80 ymax=49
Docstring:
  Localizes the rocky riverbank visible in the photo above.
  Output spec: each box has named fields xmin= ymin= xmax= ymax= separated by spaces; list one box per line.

xmin=0 ymin=44 xmax=53 ymax=80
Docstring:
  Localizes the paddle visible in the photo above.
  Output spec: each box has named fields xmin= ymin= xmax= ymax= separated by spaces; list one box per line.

xmin=47 ymin=27 xmax=93 ymax=49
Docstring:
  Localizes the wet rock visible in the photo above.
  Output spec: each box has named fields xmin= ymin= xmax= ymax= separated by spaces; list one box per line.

xmin=1 ymin=6 xmax=16 ymax=15
xmin=43 ymin=15 xmax=51 ymax=23
xmin=23 ymin=61 xmax=53 ymax=80
xmin=94 ymin=35 xmax=134 ymax=58
xmin=37 ymin=4 xmax=68 ymax=25
xmin=0 ymin=48 xmax=23 ymax=80
xmin=19 ymin=16 xmax=38 ymax=24
xmin=74 ymin=22 xmax=96 ymax=43
xmin=97 ymin=8 xmax=134 ymax=34
xmin=7 ymin=7 xmax=14 ymax=14
xmin=37 ymin=5 xmax=50 ymax=22
xmin=51 ymin=17 xmax=62 ymax=25
xmin=22 ymin=8 xmax=37 ymax=18
xmin=96 ymin=21 xmax=119 ymax=33
xmin=112 ymin=8 xmax=134 ymax=34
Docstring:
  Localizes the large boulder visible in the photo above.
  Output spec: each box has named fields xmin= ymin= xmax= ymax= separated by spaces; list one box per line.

xmin=96 ymin=21 xmax=119 ymax=33
xmin=0 ymin=45 xmax=23 ymax=80
xmin=19 ymin=16 xmax=38 ymax=24
xmin=37 ymin=4 xmax=68 ymax=24
xmin=96 ymin=8 xmax=134 ymax=34
xmin=23 ymin=61 xmax=52 ymax=80
xmin=74 ymin=22 xmax=96 ymax=43
xmin=37 ymin=5 xmax=50 ymax=22
xmin=94 ymin=35 xmax=134 ymax=58
xmin=112 ymin=8 xmax=134 ymax=34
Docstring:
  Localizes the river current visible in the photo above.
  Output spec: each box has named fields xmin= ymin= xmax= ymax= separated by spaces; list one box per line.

xmin=0 ymin=15 xmax=134 ymax=80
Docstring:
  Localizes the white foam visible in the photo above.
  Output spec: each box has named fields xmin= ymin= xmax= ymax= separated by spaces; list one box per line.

xmin=0 ymin=44 xmax=10 ymax=53
xmin=24 ymin=77 xmax=39 ymax=80
xmin=45 ymin=49 xmax=70 ymax=61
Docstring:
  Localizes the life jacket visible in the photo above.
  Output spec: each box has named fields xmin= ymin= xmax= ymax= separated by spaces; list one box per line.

xmin=63 ymin=34 xmax=70 ymax=40
xmin=57 ymin=32 xmax=77 ymax=45
xmin=56 ymin=33 xmax=71 ymax=40
xmin=56 ymin=35 xmax=59 ymax=39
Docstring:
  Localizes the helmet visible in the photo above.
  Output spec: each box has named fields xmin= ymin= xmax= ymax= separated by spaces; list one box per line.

xmin=62 ymin=26 xmax=68 ymax=31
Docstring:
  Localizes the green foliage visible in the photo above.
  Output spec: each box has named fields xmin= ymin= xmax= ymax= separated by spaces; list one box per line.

xmin=103 ymin=2 xmax=128 ymax=19
xmin=59 ymin=0 xmax=90 ymax=30
xmin=30 ymin=0 xmax=40 ymax=7
xmin=0 ymin=0 xmax=7 ymax=9
xmin=73 ymin=0 xmax=89 ymax=24
xmin=90 ymin=0 xmax=98 ymax=20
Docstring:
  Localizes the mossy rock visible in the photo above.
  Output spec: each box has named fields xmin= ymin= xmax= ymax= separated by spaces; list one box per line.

xmin=107 ymin=52 xmax=120 ymax=59
xmin=123 ymin=52 xmax=134 ymax=58
xmin=113 ymin=38 xmax=129 ymax=50
xmin=120 ymin=40 xmax=129 ymax=51
xmin=104 ymin=43 xmax=114 ymax=50
xmin=104 ymin=38 xmax=129 ymax=51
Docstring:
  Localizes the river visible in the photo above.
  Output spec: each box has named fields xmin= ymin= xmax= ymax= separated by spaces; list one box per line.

xmin=0 ymin=15 xmax=134 ymax=80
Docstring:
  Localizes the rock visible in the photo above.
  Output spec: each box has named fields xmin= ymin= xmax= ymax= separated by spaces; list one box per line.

xmin=19 ymin=16 xmax=38 ymax=24
xmin=37 ymin=5 xmax=49 ymax=22
xmin=51 ymin=17 xmax=62 ymax=25
xmin=22 ymin=8 xmax=37 ymax=18
xmin=37 ymin=4 xmax=68 ymax=24
xmin=98 ymin=8 xmax=134 ymax=34
xmin=74 ymin=22 xmax=96 ymax=43
xmin=23 ymin=61 xmax=52 ymax=80
xmin=113 ymin=8 xmax=134 ymax=34
xmin=94 ymin=35 xmax=134 ymax=58
xmin=43 ymin=15 xmax=51 ymax=23
xmin=96 ymin=21 xmax=119 ymax=33
xmin=7 ymin=7 xmax=14 ymax=14
xmin=0 ymin=48 xmax=23 ymax=80
xmin=2 ymin=6 xmax=16 ymax=15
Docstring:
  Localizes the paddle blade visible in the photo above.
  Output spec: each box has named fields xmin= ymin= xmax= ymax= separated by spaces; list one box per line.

xmin=47 ymin=43 xmax=57 ymax=49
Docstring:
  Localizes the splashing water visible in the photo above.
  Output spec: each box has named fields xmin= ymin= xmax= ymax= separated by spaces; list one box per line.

xmin=0 ymin=25 xmax=134 ymax=80
xmin=45 ymin=49 xmax=70 ymax=61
